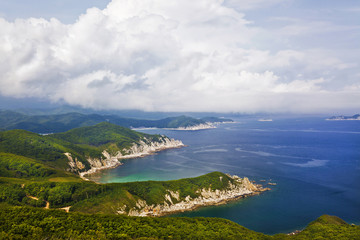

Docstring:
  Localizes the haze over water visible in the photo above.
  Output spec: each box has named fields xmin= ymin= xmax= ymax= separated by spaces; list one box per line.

xmin=87 ymin=117 xmax=360 ymax=234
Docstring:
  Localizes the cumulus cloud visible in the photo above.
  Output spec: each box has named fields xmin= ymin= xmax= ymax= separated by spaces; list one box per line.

xmin=0 ymin=0 xmax=359 ymax=113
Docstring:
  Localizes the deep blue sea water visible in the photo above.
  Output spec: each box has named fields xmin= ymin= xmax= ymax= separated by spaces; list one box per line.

xmin=87 ymin=117 xmax=360 ymax=234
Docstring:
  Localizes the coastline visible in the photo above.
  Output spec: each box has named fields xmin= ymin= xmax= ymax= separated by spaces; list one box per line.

xmin=78 ymin=138 xmax=185 ymax=181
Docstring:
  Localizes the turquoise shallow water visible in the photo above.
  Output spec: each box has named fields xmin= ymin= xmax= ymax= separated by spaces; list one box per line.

xmin=87 ymin=117 xmax=360 ymax=234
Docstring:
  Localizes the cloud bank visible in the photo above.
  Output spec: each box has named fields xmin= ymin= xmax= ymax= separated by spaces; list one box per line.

xmin=0 ymin=0 xmax=359 ymax=113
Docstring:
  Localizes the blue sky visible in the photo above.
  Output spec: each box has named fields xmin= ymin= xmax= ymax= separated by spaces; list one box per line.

xmin=0 ymin=0 xmax=110 ymax=23
xmin=0 ymin=0 xmax=359 ymax=113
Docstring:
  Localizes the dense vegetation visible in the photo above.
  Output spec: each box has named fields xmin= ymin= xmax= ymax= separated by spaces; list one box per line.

xmin=0 ymin=110 xmax=232 ymax=133
xmin=0 ymin=205 xmax=358 ymax=239
xmin=0 ymin=153 xmax=56 ymax=178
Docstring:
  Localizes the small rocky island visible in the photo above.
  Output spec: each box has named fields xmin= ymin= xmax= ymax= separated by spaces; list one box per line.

xmin=326 ymin=114 xmax=360 ymax=120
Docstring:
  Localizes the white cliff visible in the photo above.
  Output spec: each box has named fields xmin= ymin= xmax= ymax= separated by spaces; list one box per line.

xmin=123 ymin=175 xmax=270 ymax=217
xmin=122 ymin=136 xmax=184 ymax=158
xmin=64 ymin=136 xmax=184 ymax=180
xmin=171 ymin=123 xmax=216 ymax=131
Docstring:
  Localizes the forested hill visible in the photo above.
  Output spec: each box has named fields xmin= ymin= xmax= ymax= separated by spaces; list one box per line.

xmin=0 ymin=110 xmax=233 ymax=133
xmin=0 ymin=206 xmax=358 ymax=239
xmin=0 ymin=122 xmax=172 ymax=173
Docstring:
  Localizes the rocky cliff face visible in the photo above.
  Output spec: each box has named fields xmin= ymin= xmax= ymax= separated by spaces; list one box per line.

xmin=122 ymin=136 xmax=184 ymax=158
xmin=64 ymin=136 xmax=184 ymax=179
xmin=122 ymin=175 xmax=269 ymax=217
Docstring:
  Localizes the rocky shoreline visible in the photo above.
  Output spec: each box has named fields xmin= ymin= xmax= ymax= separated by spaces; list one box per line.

xmin=64 ymin=136 xmax=185 ymax=180
xmin=132 ymin=123 xmax=216 ymax=131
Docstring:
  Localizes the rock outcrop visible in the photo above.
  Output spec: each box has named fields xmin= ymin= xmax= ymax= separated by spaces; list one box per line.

xmin=122 ymin=175 xmax=270 ymax=217
xmin=65 ymin=152 xmax=86 ymax=172
xmin=64 ymin=136 xmax=184 ymax=179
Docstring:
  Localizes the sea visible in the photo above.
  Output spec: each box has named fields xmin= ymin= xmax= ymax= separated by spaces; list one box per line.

xmin=87 ymin=116 xmax=360 ymax=235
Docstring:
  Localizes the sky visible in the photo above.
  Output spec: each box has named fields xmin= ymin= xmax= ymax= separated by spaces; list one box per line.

xmin=0 ymin=0 xmax=359 ymax=114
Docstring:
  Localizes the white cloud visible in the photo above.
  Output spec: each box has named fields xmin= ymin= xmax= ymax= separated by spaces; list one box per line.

xmin=0 ymin=0 xmax=359 ymax=113
xmin=273 ymin=78 xmax=325 ymax=93
xmin=224 ymin=0 xmax=287 ymax=10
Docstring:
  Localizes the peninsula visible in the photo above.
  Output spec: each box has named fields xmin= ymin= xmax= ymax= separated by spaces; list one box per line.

xmin=111 ymin=173 xmax=270 ymax=217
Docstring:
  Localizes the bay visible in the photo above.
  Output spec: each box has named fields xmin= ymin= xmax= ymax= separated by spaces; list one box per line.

xmin=86 ymin=117 xmax=360 ymax=234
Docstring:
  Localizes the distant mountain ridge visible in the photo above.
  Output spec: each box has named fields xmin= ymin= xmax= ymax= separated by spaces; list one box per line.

xmin=0 ymin=110 xmax=233 ymax=133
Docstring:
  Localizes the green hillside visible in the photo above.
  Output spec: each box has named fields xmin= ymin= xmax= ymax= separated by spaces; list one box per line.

xmin=0 ymin=153 xmax=57 ymax=179
xmin=0 ymin=129 xmax=72 ymax=170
